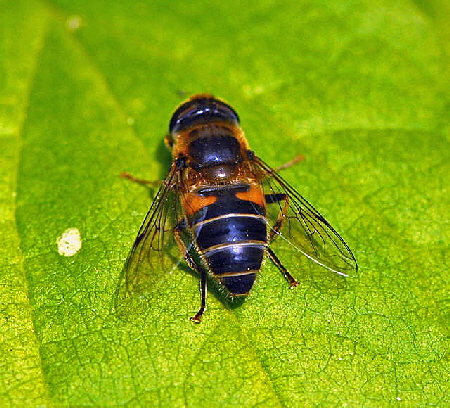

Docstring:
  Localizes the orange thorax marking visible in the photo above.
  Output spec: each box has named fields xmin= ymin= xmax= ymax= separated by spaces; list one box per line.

xmin=235 ymin=184 xmax=266 ymax=207
xmin=182 ymin=193 xmax=217 ymax=216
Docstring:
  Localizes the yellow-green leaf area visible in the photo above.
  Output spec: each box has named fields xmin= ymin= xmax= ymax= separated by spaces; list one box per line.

xmin=2 ymin=0 xmax=449 ymax=406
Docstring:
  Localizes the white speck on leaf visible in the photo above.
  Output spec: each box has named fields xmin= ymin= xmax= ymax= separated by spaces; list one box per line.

xmin=57 ymin=227 xmax=82 ymax=256
xmin=66 ymin=15 xmax=82 ymax=31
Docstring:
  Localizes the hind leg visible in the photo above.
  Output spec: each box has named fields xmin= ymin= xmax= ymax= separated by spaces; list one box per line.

xmin=267 ymin=247 xmax=298 ymax=288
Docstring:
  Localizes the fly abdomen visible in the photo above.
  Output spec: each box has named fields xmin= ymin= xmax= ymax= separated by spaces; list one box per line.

xmin=187 ymin=183 xmax=267 ymax=296
xmin=194 ymin=214 xmax=267 ymax=295
xmin=203 ymin=243 xmax=265 ymax=295
xmin=195 ymin=214 xmax=266 ymax=250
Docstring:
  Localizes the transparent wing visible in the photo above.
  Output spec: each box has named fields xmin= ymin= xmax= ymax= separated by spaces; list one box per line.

xmin=252 ymin=155 xmax=358 ymax=276
xmin=114 ymin=162 xmax=185 ymax=315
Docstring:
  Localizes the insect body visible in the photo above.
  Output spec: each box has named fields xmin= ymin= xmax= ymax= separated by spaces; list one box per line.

xmin=121 ymin=94 xmax=358 ymax=323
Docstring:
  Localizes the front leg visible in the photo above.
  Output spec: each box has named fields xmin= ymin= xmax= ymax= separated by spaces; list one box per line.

xmin=120 ymin=172 xmax=161 ymax=187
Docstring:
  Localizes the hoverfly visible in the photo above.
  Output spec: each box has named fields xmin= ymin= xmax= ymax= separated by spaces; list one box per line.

xmin=119 ymin=94 xmax=358 ymax=323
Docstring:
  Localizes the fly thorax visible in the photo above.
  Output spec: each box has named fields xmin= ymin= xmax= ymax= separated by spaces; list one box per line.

xmin=188 ymin=134 xmax=243 ymax=170
xmin=200 ymin=164 xmax=238 ymax=180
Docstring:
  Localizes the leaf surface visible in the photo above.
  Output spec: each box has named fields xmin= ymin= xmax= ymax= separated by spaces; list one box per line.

xmin=2 ymin=0 xmax=449 ymax=406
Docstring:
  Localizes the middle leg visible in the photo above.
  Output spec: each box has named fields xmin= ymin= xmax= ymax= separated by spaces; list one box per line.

xmin=265 ymin=193 xmax=289 ymax=242
xmin=174 ymin=220 xmax=208 ymax=323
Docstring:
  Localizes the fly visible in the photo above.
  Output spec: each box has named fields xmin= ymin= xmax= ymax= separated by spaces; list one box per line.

xmin=118 ymin=94 xmax=358 ymax=323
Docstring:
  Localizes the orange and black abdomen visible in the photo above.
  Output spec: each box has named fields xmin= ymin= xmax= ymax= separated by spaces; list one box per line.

xmin=171 ymin=94 xmax=267 ymax=296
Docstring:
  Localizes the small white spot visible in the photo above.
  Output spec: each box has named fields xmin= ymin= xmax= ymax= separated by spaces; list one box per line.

xmin=66 ymin=15 xmax=82 ymax=31
xmin=57 ymin=228 xmax=82 ymax=256
xmin=396 ymin=397 xmax=402 ymax=401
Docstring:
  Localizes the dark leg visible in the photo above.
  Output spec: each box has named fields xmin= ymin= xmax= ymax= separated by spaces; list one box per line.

xmin=174 ymin=221 xmax=208 ymax=323
xmin=265 ymin=193 xmax=289 ymax=242
xmin=190 ymin=270 xmax=207 ymax=323
xmin=267 ymin=247 xmax=298 ymax=288
xmin=265 ymin=195 xmax=298 ymax=287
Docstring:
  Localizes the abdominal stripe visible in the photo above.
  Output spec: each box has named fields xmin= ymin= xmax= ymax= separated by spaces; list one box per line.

xmin=192 ymin=213 xmax=266 ymax=232
xmin=194 ymin=214 xmax=267 ymax=251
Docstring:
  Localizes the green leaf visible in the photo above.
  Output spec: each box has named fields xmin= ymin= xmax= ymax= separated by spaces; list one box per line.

xmin=2 ymin=0 xmax=449 ymax=406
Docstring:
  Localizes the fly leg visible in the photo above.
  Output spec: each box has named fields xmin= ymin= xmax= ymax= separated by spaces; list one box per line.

xmin=120 ymin=172 xmax=161 ymax=187
xmin=121 ymin=155 xmax=186 ymax=187
xmin=267 ymin=247 xmax=299 ymax=288
xmin=190 ymin=270 xmax=207 ymax=324
xmin=265 ymin=153 xmax=304 ymax=240
xmin=273 ymin=154 xmax=305 ymax=172
xmin=174 ymin=220 xmax=207 ymax=323
xmin=265 ymin=193 xmax=299 ymax=288
xmin=265 ymin=193 xmax=289 ymax=242
xmin=266 ymin=153 xmax=304 ymax=240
